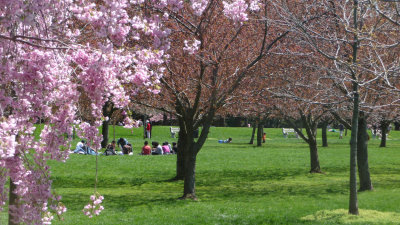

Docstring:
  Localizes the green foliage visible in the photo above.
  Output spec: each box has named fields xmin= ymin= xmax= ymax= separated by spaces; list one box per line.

xmin=2 ymin=126 xmax=400 ymax=224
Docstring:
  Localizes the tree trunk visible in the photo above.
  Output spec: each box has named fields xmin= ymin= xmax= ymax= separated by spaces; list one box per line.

xmin=181 ymin=150 xmax=197 ymax=200
xmin=349 ymin=0 xmax=360 ymax=214
xmin=291 ymin=114 xmax=322 ymax=173
xmin=163 ymin=113 xmax=168 ymax=125
xmin=309 ymin=138 xmax=321 ymax=173
xmin=143 ymin=115 xmax=147 ymax=139
xmin=257 ymin=120 xmax=262 ymax=147
xmin=395 ymin=122 xmax=400 ymax=131
xmin=113 ymin=123 xmax=116 ymax=141
xmin=175 ymin=119 xmax=186 ymax=180
xmin=357 ymin=112 xmax=373 ymax=192
xmin=101 ymin=120 xmax=109 ymax=148
xmin=8 ymin=178 xmax=17 ymax=225
xmin=249 ymin=122 xmax=256 ymax=144
xmin=72 ymin=126 xmax=76 ymax=140
xmin=380 ymin=121 xmax=388 ymax=147
xmin=321 ymin=121 xmax=328 ymax=147
xmin=349 ymin=88 xmax=360 ymax=214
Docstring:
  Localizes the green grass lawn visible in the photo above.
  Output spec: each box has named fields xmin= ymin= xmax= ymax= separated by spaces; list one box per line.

xmin=2 ymin=126 xmax=400 ymax=224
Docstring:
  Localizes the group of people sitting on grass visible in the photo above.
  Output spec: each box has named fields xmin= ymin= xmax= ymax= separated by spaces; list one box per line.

xmin=140 ymin=141 xmax=177 ymax=155
xmin=72 ymin=138 xmax=178 ymax=156
xmin=103 ymin=138 xmax=133 ymax=155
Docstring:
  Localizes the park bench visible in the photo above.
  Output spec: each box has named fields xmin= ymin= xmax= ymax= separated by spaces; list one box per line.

xmin=282 ymin=128 xmax=299 ymax=138
xmin=170 ymin=127 xmax=180 ymax=138
xmin=371 ymin=129 xmax=387 ymax=139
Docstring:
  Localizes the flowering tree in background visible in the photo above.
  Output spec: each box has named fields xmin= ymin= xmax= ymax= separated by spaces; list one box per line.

xmin=272 ymin=0 xmax=400 ymax=215
xmin=132 ymin=0 xmax=319 ymax=199
xmin=0 ymin=0 xmax=173 ymax=224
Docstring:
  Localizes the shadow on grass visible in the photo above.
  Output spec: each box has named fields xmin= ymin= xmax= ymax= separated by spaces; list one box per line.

xmin=54 ymin=164 xmax=400 ymax=217
xmin=57 ymin=168 xmax=350 ymax=212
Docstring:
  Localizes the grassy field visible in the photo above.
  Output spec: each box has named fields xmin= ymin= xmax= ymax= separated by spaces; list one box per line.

xmin=2 ymin=126 xmax=400 ymax=224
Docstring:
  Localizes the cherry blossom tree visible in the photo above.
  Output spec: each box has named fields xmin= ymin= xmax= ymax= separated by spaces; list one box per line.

xmin=133 ymin=0 xmax=297 ymax=199
xmin=0 ymin=0 xmax=174 ymax=224
xmin=272 ymin=0 xmax=400 ymax=215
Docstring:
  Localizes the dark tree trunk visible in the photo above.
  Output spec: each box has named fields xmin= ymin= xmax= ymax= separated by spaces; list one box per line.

xmin=175 ymin=118 xmax=186 ymax=180
xmin=101 ymin=120 xmax=109 ymax=148
xmin=101 ymin=101 xmax=115 ymax=147
xmin=290 ymin=114 xmax=321 ymax=173
xmin=349 ymin=90 xmax=360 ymax=215
xmin=218 ymin=117 xmax=225 ymax=127
xmin=163 ymin=113 xmax=168 ymax=125
xmin=357 ymin=112 xmax=373 ymax=192
xmin=72 ymin=126 xmax=76 ymax=140
xmin=305 ymin=119 xmax=321 ymax=173
xmin=321 ymin=121 xmax=328 ymax=147
xmin=257 ymin=120 xmax=262 ymax=147
xmin=8 ymin=178 xmax=17 ymax=225
xmin=309 ymin=139 xmax=321 ymax=173
xmin=349 ymin=0 xmax=360 ymax=214
xmin=113 ymin=123 xmax=116 ymax=141
xmin=143 ymin=115 xmax=147 ymax=139
xmin=380 ymin=121 xmax=388 ymax=147
xmin=182 ymin=149 xmax=197 ymax=199
xmin=249 ymin=122 xmax=256 ymax=144
xmin=395 ymin=122 xmax=400 ymax=131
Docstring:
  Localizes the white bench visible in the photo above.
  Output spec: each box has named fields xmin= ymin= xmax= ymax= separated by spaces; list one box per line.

xmin=282 ymin=128 xmax=299 ymax=138
xmin=170 ymin=127 xmax=180 ymax=138
xmin=371 ymin=129 xmax=387 ymax=139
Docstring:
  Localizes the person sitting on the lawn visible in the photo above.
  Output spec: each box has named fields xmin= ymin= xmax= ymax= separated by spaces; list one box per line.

xmin=151 ymin=141 xmax=163 ymax=155
xmin=117 ymin=137 xmax=132 ymax=155
xmin=141 ymin=141 xmax=151 ymax=155
xmin=172 ymin=142 xmax=178 ymax=154
xmin=162 ymin=142 xmax=171 ymax=154
xmin=73 ymin=140 xmax=97 ymax=155
xmin=103 ymin=141 xmax=117 ymax=156
xmin=218 ymin=138 xmax=232 ymax=143
xmin=73 ymin=140 xmax=86 ymax=154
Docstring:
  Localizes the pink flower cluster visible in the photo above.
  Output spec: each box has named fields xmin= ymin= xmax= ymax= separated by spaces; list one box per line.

xmin=191 ymin=0 xmax=209 ymax=16
xmin=249 ymin=0 xmax=261 ymax=12
xmin=40 ymin=202 xmax=67 ymax=224
xmin=223 ymin=0 xmax=249 ymax=23
xmin=183 ymin=39 xmax=201 ymax=54
xmin=83 ymin=193 xmax=105 ymax=218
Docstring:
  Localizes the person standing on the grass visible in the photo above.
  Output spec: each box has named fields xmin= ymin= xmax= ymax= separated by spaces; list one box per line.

xmin=339 ymin=124 xmax=344 ymax=139
xmin=262 ymin=133 xmax=266 ymax=143
xmin=146 ymin=120 xmax=151 ymax=138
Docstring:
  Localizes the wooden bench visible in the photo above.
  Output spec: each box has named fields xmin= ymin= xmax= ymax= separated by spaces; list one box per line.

xmin=282 ymin=128 xmax=299 ymax=138
xmin=170 ymin=127 xmax=180 ymax=138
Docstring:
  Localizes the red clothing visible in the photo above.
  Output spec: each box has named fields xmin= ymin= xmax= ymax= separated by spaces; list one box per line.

xmin=146 ymin=123 xmax=151 ymax=131
xmin=142 ymin=145 xmax=151 ymax=155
